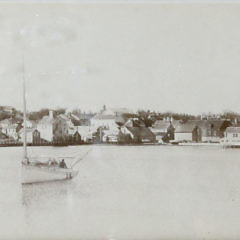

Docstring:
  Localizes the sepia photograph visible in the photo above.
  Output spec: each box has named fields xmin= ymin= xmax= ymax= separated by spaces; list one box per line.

xmin=0 ymin=0 xmax=240 ymax=239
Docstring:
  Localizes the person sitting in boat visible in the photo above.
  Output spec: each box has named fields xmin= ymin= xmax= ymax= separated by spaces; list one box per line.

xmin=59 ymin=159 xmax=67 ymax=168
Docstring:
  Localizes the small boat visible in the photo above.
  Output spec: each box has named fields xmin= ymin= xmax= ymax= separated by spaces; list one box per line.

xmin=22 ymin=162 xmax=79 ymax=184
xmin=21 ymin=61 xmax=79 ymax=184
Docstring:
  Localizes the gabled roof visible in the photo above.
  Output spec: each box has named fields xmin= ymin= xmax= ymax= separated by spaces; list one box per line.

xmin=57 ymin=114 xmax=70 ymax=121
xmin=174 ymin=121 xmax=198 ymax=133
xmin=174 ymin=119 xmax=231 ymax=133
xmin=152 ymin=120 xmax=173 ymax=132
xmin=204 ymin=119 xmax=231 ymax=130
xmin=126 ymin=127 xmax=155 ymax=139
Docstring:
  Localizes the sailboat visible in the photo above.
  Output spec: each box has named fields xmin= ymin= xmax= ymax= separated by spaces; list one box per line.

xmin=21 ymin=66 xmax=79 ymax=184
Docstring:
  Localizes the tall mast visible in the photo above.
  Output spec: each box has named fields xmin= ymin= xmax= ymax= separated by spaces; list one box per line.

xmin=22 ymin=55 xmax=27 ymax=162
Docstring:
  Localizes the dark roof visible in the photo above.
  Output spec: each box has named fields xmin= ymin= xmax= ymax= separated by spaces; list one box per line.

xmin=174 ymin=122 xmax=198 ymax=133
xmin=174 ymin=119 xmax=231 ymax=133
xmin=126 ymin=127 xmax=155 ymax=139
xmin=152 ymin=120 xmax=174 ymax=132
xmin=204 ymin=119 xmax=231 ymax=131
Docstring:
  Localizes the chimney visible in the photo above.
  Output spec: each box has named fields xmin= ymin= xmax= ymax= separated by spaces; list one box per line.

xmin=49 ymin=110 xmax=53 ymax=119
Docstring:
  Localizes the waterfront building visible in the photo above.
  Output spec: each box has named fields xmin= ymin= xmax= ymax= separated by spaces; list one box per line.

xmin=76 ymin=126 xmax=95 ymax=143
xmin=119 ymin=124 xmax=156 ymax=144
xmin=221 ymin=127 xmax=240 ymax=147
xmin=0 ymin=122 xmax=19 ymax=140
xmin=0 ymin=131 xmax=11 ymax=144
xmin=52 ymin=115 xmax=70 ymax=144
xmin=200 ymin=119 xmax=231 ymax=142
xmin=91 ymin=108 xmax=121 ymax=129
xmin=19 ymin=128 xmax=34 ymax=144
xmin=90 ymin=106 xmax=130 ymax=142
xmin=174 ymin=121 xmax=202 ymax=142
xmin=173 ymin=119 xmax=231 ymax=143
xmin=36 ymin=110 xmax=54 ymax=143
xmin=151 ymin=120 xmax=175 ymax=143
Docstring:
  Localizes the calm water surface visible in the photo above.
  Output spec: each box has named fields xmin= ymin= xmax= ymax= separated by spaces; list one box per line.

xmin=0 ymin=145 xmax=240 ymax=239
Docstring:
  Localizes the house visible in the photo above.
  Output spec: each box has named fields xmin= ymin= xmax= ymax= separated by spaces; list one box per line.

xmin=57 ymin=114 xmax=76 ymax=135
xmin=68 ymin=112 xmax=93 ymax=126
xmin=200 ymin=119 xmax=231 ymax=142
xmin=173 ymin=119 xmax=231 ymax=143
xmin=222 ymin=127 xmax=240 ymax=147
xmin=52 ymin=115 xmax=70 ymax=144
xmin=0 ymin=131 xmax=12 ymax=144
xmin=91 ymin=108 xmax=121 ymax=130
xmin=77 ymin=126 xmax=95 ymax=143
xmin=19 ymin=128 xmax=34 ymax=144
xmin=36 ymin=111 xmax=76 ymax=144
xmin=90 ymin=106 xmax=130 ymax=142
xmin=0 ymin=120 xmax=19 ymax=141
xmin=102 ymin=129 xmax=119 ymax=143
xmin=151 ymin=120 xmax=175 ymax=143
xmin=36 ymin=110 xmax=54 ymax=142
xmin=90 ymin=106 xmax=131 ymax=128
xmin=174 ymin=121 xmax=202 ymax=142
xmin=119 ymin=126 xmax=156 ymax=144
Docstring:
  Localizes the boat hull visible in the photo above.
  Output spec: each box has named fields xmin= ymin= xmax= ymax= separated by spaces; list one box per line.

xmin=21 ymin=164 xmax=79 ymax=184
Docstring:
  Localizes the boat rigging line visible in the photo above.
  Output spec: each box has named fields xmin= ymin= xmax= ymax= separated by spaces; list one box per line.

xmin=71 ymin=148 xmax=92 ymax=169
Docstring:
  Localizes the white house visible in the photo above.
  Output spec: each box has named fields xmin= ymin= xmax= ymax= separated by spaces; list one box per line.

xmin=1 ymin=123 xmax=18 ymax=140
xmin=90 ymin=108 xmax=119 ymax=129
xmin=174 ymin=121 xmax=200 ymax=142
xmin=57 ymin=114 xmax=76 ymax=135
xmin=19 ymin=128 xmax=34 ymax=144
xmin=222 ymin=127 xmax=240 ymax=147
xmin=76 ymin=126 xmax=95 ymax=142
xmin=36 ymin=110 xmax=54 ymax=142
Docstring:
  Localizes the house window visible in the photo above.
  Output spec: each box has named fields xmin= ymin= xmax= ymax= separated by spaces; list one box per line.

xmin=233 ymin=133 xmax=238 ymax=138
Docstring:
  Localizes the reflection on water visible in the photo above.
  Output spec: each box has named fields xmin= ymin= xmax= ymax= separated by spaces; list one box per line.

xmin=22 ymin=180 xmax=78 ymax=206
xmin=1 ymin=145 xmax=240 ymax=239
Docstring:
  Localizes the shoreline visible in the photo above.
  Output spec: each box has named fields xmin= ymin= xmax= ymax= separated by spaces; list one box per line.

xmin=0 ymin=142 xmax=225 ymax=148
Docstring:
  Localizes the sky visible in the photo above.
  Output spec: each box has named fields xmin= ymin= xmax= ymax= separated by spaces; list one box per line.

xmin=0 ymin=2 xmax=240 ymax=114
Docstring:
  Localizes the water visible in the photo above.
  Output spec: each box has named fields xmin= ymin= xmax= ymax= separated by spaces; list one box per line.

xmin=0 ymin=145 xmax=240 ymax=239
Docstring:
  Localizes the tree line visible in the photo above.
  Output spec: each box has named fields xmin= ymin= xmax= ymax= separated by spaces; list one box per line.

xmin=0 ymin=105 xmax=239 ymax=126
